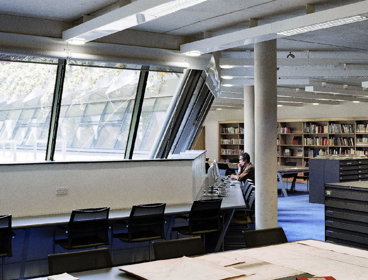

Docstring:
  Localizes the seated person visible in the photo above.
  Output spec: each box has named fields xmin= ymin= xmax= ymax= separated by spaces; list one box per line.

xmin=230 ymin=152 xmax=255 ymax=183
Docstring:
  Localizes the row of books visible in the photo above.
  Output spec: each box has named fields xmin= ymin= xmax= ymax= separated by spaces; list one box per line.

xmin=305 ymin=148 xmax=356 ymax=158
xmin=329 ymin=137 xmax=355 ymax=147
xmin=304 ymin=137 xmax=328 ymax=146
xmin=356 ymin=123 xmax=368 ymax=133
xmin=220 ymin=148 xmax=243 ymax=155
xmin=304 ymin=123 xmax=328 ymax=134
xmin=278 ymin=126 xmax=292 ymax=133
xmin=221 ymin=127 xmax=244 ymax=134
xmin=356 ymin=137 xmax=368 ymax=145
xmin=356 ymin=149 xmax=368 ymax=156
xmin=220 ymin=138 xmax=244 ymax=145
xmin=329 ymin=123 xmax=354 ymax=133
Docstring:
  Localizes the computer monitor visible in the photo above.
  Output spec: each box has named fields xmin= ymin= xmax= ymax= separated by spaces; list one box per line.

xmin=212 ymin=160 xmax=221 ymax=180
xmin=207 ymin=163 xmax=216 ymax=187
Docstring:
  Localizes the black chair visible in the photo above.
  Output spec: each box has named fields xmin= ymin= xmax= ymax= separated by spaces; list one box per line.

xmin=0 ymin=215 xmax=14 ymax=279
xmin=153 ymin=236 xmax=205 ymax=260
xmin=113 ymin=203 xmax=166 ymax=259
xmin=172 ymin=199 xmax=222 ymax=237
xmin=48 ymin=248 xmax=112 ymax=275
xmin=55 ymin=207 xmax=110 ymax=250
xmin=243 ymin=227 xmax=288 ymax=248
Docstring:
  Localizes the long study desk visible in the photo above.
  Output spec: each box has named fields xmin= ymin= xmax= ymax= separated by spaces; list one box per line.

xmin=12 ymin=183 xmax=245 ymax=279
xmin=32 ymin=239 xmax=368 ymax=280
xmin=277 ymin=166 xmax=309 ymax=197
xmin=12 ymin=182 xmax=245 ymax=228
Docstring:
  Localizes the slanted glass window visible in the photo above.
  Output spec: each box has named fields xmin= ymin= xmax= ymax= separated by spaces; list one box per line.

xmin=0 ymin=60 xmax=57 ymax=163
xmin=132 ymin=72 xmax=183 ymax=159
xmin=54 ymin=65 xmax=139 ymax=161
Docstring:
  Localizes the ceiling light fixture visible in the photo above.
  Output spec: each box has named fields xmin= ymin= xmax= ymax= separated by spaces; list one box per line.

xmin=353 ymin=100 xmax=361 ymax=103
xmin=67 ymin=38 xmax=87 ymax=45
xmin=222 ymin=84 xmax=233 ymax=87
xmin=312 ymin=103 xmax=320 ymax=105
xmin=221 ymin=76 xmax=234 ymax=80
xmin=63 ymin=0 xmax=209 ymax=43
xmin=184 ymin=50 xmax=202 ymax=57
xmin=278 ymin=15 xmax=367 ymax=36
xmin=286 ymin=51 xmax=295 ymax=59
xmin=220 ymin=65 xmax=235 ymax=69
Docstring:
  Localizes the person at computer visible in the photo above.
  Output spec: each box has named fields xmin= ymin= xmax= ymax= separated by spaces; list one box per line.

xmin=229 ymin=152 xmax=255 ymax=182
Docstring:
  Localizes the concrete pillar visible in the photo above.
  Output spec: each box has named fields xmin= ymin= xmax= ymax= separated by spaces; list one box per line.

xmin=254 ymin=40 xmax=278 ymax=229
xmin=244 ymin=86 xmax=255 ymax=164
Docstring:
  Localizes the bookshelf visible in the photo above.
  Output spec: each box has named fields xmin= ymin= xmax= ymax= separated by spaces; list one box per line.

xmin=218 ymin=121 xmax=244 ymax=163
xmin=278 ymin=118 xmax=368 ymax=166
xmin=217 ymin=118 xmax=368 ymax=166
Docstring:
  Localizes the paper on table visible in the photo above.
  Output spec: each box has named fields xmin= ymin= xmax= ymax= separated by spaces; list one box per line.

xmin=195 ymin=252 xmax=246 ymax=267
xmin=119 ymin=256 xmax=245 ymax=280
xmin=47 ymin=272 xmax=79 ymax=280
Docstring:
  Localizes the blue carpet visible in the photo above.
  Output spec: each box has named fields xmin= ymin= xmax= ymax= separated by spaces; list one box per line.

xmin=278 ymin=183 xmax=325 ymax=242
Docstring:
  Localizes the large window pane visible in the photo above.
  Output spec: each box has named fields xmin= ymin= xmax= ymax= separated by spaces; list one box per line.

xmin=133 ymin=72 xmax=183 ymax=159
xmin=55 ymin=65 xmax=139 ymax=161
xmin=0 ymin=60 xmax=57 ymax=163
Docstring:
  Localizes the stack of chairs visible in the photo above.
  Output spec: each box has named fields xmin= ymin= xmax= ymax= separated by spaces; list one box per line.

xmin=224 ymin=179 xmax=255 ymax=250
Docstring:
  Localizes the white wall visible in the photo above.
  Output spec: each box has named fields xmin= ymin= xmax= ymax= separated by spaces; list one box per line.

xmin=204 ymin=102 xmax=368 ymax=161
xmin=0 ymin=156 xmax=206 ymax=218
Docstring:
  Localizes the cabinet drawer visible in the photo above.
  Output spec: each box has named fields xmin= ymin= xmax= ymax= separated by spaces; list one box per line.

xmin=325 ymin=199 xmax=368 ymax=212
xmin=326 ymin=209 xmax=368 ymax=223
xmin=339 ymin=170 xmax=359 ymax=176
xmin=339 ymin=175 xmax=359 ymax=181
xmin=325 ymin=219 xmax=368 ymax=234
xmin=326 ymin=228 xmax=368 ymax=245
xmin=340 ymin=160 xmax=359 ymax=166
xmin=325 ymin=189 xmax=368 ymax=201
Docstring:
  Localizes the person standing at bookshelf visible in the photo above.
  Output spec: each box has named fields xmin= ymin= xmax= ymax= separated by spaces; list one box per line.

xmin=230 ymin=152 xmax=255 ymax=182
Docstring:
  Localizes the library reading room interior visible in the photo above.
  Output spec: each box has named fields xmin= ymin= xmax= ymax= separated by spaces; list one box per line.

xmin=1 ymin=1 xmax=368 ymax=279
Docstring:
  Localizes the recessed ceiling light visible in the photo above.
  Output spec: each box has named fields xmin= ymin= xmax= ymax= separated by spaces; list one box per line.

xmin=312 ymin=103 xmax=319 ymax=105
xmin=353 ymin=100 xmax=361 ymax=103
xmin=221 ymin=76 xmax=234 ymax=80
xmin=184 ymin=50 xmax=202 ymax=57
xmin=277 ymin=104 xmax=283 ymax=107
xmin=220 ymin=65 xmax=235 ymax=69
xmin=222 ymin=84 xmax=233 ymax=87
xmin=278 ymin=15 xmax=368 ymax=36
xmin=216 ymin=108 xmax=223 ymax=111
xmin=67 ymin=38 xmax=86 ymax=45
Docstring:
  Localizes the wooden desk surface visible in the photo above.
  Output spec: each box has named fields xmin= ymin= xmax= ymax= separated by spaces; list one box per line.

xmin=13 ymin=184 xmax=245 ymax=228
xmin=32 ymin=240 xmax=368 ymax=280
xmin=278 ymin=166 xmax=309 ymax=174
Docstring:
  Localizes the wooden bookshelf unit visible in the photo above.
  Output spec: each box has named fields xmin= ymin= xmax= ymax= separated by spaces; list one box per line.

xmin=217 ymin=118 xmax=368 ymax=166
xmin=218 ymin=121 xmax=244 ymax=163
xmin=278 ymin=118 xmax=368 ymax=166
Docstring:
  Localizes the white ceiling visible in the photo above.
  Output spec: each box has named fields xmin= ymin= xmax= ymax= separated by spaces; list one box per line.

xmin=0 ymin=0 xmax=368 ymax=108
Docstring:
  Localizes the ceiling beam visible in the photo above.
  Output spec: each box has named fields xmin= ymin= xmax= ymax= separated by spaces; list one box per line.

xmin=0 ymin=31 xmax=210 ymax=69
xmin=63 ymin=0 xmax=209 ymax=44
xmin=180 ymin=1 xmax=368 ymax=54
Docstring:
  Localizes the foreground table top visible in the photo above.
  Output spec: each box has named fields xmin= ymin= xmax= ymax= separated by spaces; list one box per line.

xmin=32 ymin=239 xmax=368 ymax=280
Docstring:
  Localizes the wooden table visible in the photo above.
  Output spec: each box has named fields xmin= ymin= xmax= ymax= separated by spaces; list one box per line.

xmin=277 ymin=166 xmax=309 ymax=196
xmin=32 ymin=240 xmax=368 ymax=280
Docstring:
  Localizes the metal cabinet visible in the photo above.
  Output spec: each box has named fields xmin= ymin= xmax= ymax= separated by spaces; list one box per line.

xmin=325 ymin=182 xmax=368 ymax=250
xmin=309 ymin=158 xmax=368 ymax=203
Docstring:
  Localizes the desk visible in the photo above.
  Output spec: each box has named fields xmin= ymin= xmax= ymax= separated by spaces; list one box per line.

xmin=277 ymin=166 xmax=309 ymax=197
xmin=32 ymin=240 xmax=368 ymax=280
xmin=12 ymin=184 xmax=245 ymax=228
xmin=11 ymin=185 xmax=245 ymax=279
